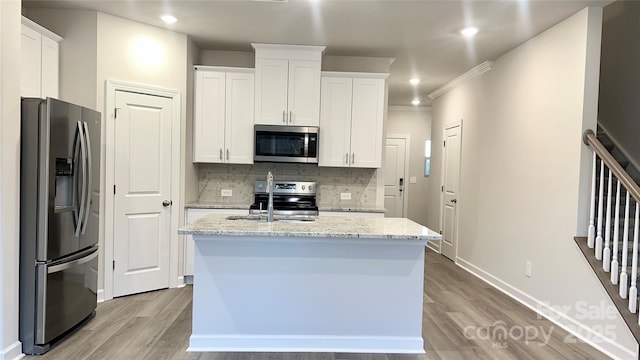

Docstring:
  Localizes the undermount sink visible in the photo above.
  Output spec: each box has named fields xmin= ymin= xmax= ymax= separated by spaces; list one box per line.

xmin=225 ymin=215 xmax=315 ymax=223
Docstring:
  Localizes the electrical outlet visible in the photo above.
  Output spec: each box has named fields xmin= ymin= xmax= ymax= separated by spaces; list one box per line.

xmin=340 ymin=192 xmax=352 ymax=200
xmin=525 ymin=261 xmax=532 ymax=277
xmin=221 ymin=189 xmax=232 ymax=197
xmin=410 ymin=176 xmax=417 ymax=184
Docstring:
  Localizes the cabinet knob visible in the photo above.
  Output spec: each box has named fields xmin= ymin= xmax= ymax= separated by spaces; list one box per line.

xmin=283 ymin=110 xmax=286 ymax=123
xmin=219 ymin=148 xmax=223 ymax=160
xmin=289 ymin=111 xmax=293 ymax=124
xmin=162 ymin=200 xmax=173 ymax=207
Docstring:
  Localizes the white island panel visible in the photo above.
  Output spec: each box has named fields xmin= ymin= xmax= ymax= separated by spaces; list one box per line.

xmin=190 ymin=235 xmax=425 ymax=353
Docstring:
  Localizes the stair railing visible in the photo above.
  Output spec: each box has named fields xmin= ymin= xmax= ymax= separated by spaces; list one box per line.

xmin=584 ymin=129 xmax=640 ymax=317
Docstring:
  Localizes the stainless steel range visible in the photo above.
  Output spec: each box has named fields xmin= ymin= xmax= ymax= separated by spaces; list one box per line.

xmin=249 ymin=181 xmax=318 ymax=216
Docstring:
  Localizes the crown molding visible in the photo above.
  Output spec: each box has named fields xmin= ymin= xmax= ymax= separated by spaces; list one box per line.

xmin=388 ymin=105 xmax=432 ymax=112
xmin=428 ymin=61 xmax=494 ymax=100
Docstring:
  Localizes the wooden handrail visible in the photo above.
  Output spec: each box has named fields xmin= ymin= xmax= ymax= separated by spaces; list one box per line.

xmin=584 ymin=129 xmax=640 ymax=203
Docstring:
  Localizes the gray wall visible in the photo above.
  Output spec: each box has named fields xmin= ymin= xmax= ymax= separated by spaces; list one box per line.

xmin=386 ymin=106 xmax=432 ymax=225
xmin=598 ymin=0 xmax=640 ymax=171
xmin=428 ymin=7 xmax=636 ymax=359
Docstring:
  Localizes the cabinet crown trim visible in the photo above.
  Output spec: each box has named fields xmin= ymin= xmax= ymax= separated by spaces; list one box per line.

xmin=194 ymin=65 xmax=255 ymax=73
xmin=252 ymin=43 xmax=325 ymax=61
xmin=22 ymin=16 xmax=62 ymax=42
xmin=321 ymin=71 xmax=389 ymax=79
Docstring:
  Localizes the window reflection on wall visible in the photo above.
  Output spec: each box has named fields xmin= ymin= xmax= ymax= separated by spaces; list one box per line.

xmin=424 ymin=139 xmax=431 ymax=176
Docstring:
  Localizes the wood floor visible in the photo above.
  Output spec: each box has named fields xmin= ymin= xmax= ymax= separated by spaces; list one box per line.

xmin=27 ymin=249 xmax=611 ymax=360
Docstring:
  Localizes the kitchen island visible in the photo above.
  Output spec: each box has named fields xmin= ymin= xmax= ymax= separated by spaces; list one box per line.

xmin=179 ymin=214 xmax=441 ymax=354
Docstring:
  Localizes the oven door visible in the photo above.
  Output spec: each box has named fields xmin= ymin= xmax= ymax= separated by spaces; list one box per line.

xmin=35 ymin=246 xmax=98 ymax=345
xmin=254 ymin=125 xmax=318 ymax=163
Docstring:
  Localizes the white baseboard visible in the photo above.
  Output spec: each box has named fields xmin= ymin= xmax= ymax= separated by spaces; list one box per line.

xmin=176 ymin=276 xmax=186 ymax=288
xmin=97 ymin=289 xmax=105 ymax=303
xmin=0 ymin=341 xmax=24 ymax=360
xmin=456 ymin=257 xmax=637 ymax=360
xmin=426 ymin=241 xmax=440 ymax=253
xmin=188 ymin=335 xmax=424 ymax=354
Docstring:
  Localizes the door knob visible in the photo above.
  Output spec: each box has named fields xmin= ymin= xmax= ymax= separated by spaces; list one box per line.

xmin=162 ymin=200 xmax=173 ymax=207
xmin=450 ymin=199 xmax=457 ymax=203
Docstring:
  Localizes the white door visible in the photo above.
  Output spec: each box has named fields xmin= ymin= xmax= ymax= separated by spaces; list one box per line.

xmin=350 ymin=78 xmax=385 ymax=168
xmin=193 ymin=70 xmax=225 ymax=163
xmin=113 ymin=90 xmax=173 ymax=297
xmin=21 ymin=24 xmax=42 ymax=98
xmin=441 ymin=122 xmax=462 ymax=261
xmin=319 ymin=76 xmax=352 ymax=167
xmin=225 ymin=72 xmax=254 ymax=164
xmin=254 ymin=58 xmax=289 ymax=125
xmin=384 ymin=137 xmax=407 ymax=218
xmin=288 ymin=60 xmax=321 ymax=126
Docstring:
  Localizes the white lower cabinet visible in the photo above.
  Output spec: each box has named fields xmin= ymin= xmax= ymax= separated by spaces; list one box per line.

xmin=184 ymin=208 xmax=248 ymax=279
xmin=319 ymin=72 xmax=388 ymax=168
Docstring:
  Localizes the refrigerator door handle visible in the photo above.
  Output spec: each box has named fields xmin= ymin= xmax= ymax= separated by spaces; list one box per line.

xmin=81 ymin=122 xmax=92 ymax=235
xmin=75 ymin=122 xmax=88 ymax=237
xmin=47 ymin=249 xmax=98 ymax=274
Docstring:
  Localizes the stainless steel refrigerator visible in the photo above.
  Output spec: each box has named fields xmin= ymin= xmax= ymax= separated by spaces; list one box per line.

xmin=19 ymin=98 xmax=101 ymax=354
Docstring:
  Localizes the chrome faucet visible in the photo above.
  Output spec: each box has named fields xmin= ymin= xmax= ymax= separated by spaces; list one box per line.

xmin=266 ymin=171 xmax=274 ymax=222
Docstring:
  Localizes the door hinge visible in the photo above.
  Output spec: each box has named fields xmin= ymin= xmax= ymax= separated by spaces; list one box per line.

xmin=439 ymin=230 xmax=442 ymax=234
xmin=113 ymin=185 xmax=116 ymax=195
xmin=443 ymin=140 xmax=446 ymax=147
xmin=112 ymin=260 xmax=115 ymax=270
xmin=114 ymin=108 xmax=120 ymax=119
xmin=441 ymin=186 xmax=444 ymax=192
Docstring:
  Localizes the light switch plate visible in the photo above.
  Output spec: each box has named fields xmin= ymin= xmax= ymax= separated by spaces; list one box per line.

xmin=221 ymin=189 xmax=232 ymax=197
xmin=410 ymin=177 xmax=417 ymax=184
xmin=340 ymin=192 xmax=352 ymax=200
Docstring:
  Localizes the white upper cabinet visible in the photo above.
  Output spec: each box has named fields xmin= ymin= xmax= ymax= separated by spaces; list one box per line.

xmin=193 ymin=66 xmax=254 ymax=164
xmin=253 ymin=44 xmax=325 ymax=127
xmin=21 ymin=17 xmax=61 ymax=99
xmin=319 ymin=72 xmax=388 ymax=168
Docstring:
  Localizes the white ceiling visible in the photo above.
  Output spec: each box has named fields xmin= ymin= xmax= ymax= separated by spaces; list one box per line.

xmin=22 ymin=0 xmax=611 ymax=106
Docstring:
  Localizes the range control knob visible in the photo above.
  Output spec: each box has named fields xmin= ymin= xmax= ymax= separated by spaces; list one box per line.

xmin=302 ymin=185 xmax=306 ymax=190
xmin=309 ymin=185 xmax=313 ymax=192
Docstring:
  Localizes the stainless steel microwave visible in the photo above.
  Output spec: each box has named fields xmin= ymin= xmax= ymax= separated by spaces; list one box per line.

xmin=254 ymin=125 xmax=319 ymax=163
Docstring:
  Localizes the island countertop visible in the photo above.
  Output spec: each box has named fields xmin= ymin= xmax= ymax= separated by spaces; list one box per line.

xmin=179 ymin=213 xmax=442 ymax=241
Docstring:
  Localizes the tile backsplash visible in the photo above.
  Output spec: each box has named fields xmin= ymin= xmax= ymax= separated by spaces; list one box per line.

xmin=198 ymin=163 xmax=378 ymax=207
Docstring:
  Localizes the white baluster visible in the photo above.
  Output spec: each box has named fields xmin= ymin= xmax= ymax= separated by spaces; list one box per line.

xmin=629 ymin=202 xmax=639 ymax=313
xmin=596 ymin=160 xmax=605 ymax=259
xmin=620 ymin=192 xmax=631 ymax=299
xmin=604 ymin=169 xmax=613 ymax=271
xmin=588 ymin=154 xmax=597 ymax=248
xmin=612 ymin=180 xmax=621 ymax=285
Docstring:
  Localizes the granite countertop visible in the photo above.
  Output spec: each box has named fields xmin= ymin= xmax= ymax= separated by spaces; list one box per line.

xmin=179 ymin=213 xmax=441 ymax=241
xmin=184 ymin=202 xmax=250 ymax=210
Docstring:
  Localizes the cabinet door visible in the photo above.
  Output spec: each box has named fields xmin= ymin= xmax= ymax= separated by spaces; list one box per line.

xmin=41 ymin=35 xmax=59 ymax=99
xmin=288 ymin=60 xmax=321 ymax=126
xmin=194 ymin=70 xmax=226 ymax=163
xmin=319 ymin=77 xmax=352 ymax=167
xmin=21 ymin=24 xmax=42 ymax=98
xmin=350 ymin=78 xmax=385 ymax=168
xmin=255 ymin=58 xmax=289 ymax=125
xmin=225 ymin=72 xmax=254 ymax=164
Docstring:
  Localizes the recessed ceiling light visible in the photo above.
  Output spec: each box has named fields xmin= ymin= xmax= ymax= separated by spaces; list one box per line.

xmin=160 ymin=15 xmax=177 ymax=24
xmin=411 ymin=99 xmax=421 ymax=106
xmin=460 ymin=26 xmax=479 ymax=37
xmin=409 ymin=78 xmax=420 ymax=85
